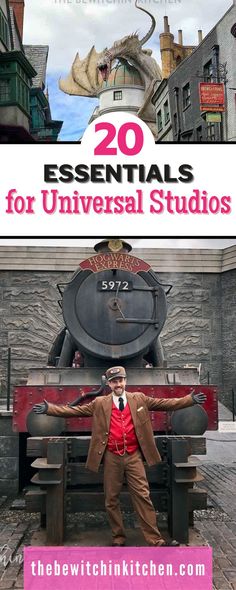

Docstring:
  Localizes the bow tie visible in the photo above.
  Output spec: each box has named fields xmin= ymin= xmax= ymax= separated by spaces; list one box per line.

xmin=119 ymin=397 xmax=124 ymax=411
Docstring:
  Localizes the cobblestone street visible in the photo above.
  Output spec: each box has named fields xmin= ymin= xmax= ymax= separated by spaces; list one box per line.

xmin=197 ymin=464 xmax=236 ymax=590
xmin=1 ymin=458 xmax=236 ymax=589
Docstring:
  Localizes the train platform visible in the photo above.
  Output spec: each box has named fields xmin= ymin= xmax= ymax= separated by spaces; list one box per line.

xmin=1 ymin=410 xmax=236 ymax=589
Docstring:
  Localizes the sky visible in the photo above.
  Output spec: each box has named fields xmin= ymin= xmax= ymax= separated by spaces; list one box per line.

xmin=0 ymin=239 xmax=236 ymax=249
xmin=23 ymin=0 xmax=233 ymax=140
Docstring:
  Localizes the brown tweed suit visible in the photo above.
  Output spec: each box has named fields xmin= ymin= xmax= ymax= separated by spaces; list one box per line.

xmin=46 ymin=391 xmax=193 ymax=544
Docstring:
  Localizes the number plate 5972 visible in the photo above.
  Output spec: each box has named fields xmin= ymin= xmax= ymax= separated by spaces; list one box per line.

xmin=97 ymin=281 xmax=133 ymax=291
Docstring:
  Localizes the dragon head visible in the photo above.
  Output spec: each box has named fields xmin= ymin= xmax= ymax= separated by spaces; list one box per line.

xmin=97 ymin=49 xmax=112 ymax=81
xmin=97 ymin=35 xmax=140 ymax=81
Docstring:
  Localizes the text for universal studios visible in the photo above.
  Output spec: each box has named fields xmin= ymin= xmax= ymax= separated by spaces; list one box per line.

xmin=4 ymin=161 xmax=232 ymax=217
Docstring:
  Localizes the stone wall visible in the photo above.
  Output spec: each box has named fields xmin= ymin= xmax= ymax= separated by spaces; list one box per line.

xmin=0 ymin=270 xmax=70 ymax=399
xmin=161 ymin=272 xmax=223 ymax=391
xmin=221 ymin=271 xmax=236 ymax=406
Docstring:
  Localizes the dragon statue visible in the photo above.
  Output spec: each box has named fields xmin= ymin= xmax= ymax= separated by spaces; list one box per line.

xmin=59 ymin=1 xmax=162 ymax=136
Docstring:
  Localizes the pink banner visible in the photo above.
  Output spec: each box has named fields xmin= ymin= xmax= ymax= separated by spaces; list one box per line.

xmin=24 ymin=546 xmax=212 ymax=590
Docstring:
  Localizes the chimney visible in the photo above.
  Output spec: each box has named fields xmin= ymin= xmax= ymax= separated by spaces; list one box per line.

xmin=178 ymin=30 xmax=183 ymax=45
xmin=9 ymin=0 xmax=25 ymax=40
xmin=198 ymin=29 xmax=203 ymax=44
xmin=164 ymin=16 xmax=170 ymax=33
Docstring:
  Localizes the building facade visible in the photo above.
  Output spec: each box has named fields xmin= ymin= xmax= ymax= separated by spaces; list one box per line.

xmin=168 ymin=1 xmax=236 ymax=142
xmin=0 ymin=0 xmax=63 ymax=141
xmin=24 ymin=45 xmax=63 ymax=141
xmin=0 ymin=0 xmax=36 ymax=140
xmin=153 ymin=2 xmax=236 ymax=142
xmin=152 ymin=79 xmax=173 ymax=141
xmin=159 ymin=15 xmax=199 ymax=79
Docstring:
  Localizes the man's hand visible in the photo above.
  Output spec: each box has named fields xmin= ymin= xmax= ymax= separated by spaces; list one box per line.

xmin=191 ymin=391 xmax=207 ymax=404
xmin=33 ymin=400 xmax=48 ymax=414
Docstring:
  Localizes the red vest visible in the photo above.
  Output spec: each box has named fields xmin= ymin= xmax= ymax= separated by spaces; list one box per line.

xmin=107 ymin=402 xmax=139 ymax=455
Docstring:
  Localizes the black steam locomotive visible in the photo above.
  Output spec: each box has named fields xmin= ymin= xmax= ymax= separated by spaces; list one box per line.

xmin=49 ymin=238 xmax=169 ymax=370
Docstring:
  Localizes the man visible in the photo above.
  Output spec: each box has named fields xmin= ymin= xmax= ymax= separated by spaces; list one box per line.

xmin=34 ymin=366 xmax=206 ymax=547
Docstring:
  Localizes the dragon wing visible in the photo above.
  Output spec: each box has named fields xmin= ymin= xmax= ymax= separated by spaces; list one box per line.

xmin=73 ymin=46 xmax=104 ymax=92
xmin=59 ymin=47 xmax=104 ymax=97
xmin=59 ymin=62 xmax=90 ymax=96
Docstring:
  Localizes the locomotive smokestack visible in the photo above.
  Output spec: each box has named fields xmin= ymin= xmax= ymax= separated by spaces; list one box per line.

xmin=94 ymin=239 xmax=132 ymax=253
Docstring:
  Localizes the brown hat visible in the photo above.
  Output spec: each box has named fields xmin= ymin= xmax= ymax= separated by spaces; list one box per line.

xmin=105 ymin=366 xmax=126 ymax=381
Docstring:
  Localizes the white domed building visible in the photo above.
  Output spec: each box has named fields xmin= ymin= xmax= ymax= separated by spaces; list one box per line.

xmin=89 ymin=61 xmax=145 ymax=122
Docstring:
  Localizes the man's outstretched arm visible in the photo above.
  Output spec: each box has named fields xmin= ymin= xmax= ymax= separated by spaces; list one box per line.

xmin=144 ymin=390 xmax=207 ymax=412
xmin=33 ymin=399 xmax=95 ymax=418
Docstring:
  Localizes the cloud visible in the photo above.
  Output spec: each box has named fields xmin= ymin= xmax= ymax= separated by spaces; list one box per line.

xmin=24 ymin=0 xmax=232 ymax=68
xmin=23 ymin=0 xmax=232 ymax=139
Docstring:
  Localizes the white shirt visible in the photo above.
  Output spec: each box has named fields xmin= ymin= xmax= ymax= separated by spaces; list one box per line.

xmin=112 ymin=391 xmax=127 ymax=409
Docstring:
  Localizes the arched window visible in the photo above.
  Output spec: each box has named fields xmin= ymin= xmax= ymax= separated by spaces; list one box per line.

xmin=176 ymin=55 xmax=182 ymax=66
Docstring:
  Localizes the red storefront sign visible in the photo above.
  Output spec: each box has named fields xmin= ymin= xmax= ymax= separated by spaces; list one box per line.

xmin=199 ymin=82 xmax=225 ymax=112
